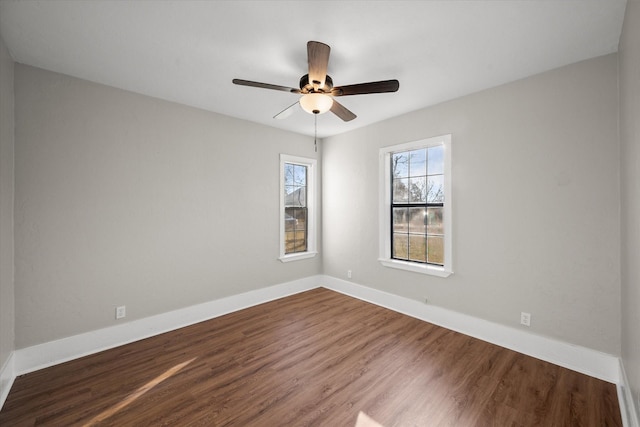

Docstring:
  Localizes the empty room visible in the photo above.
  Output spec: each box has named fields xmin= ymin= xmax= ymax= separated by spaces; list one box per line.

xmin=0 ymin=1 xmax=638 ymax=426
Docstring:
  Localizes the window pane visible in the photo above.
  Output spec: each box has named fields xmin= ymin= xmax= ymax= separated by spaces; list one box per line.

xmin=408 ymin=207 xmax=426 ymax=233
xmin=409 ymin=235 xmax=427 ymax=262
xmin=427 ymin=175 xmax=444 ymax=203
xmin=293 ymin=208 xmax=307 ymax=231
xmin=294 ymin=230 xmax=307 ymax=252
xmin=285 ymin=230 xmax=307 ymax=254
xmin=393 ymin=208 xmax=408 ymax=233
xmin=285 ymin=207 xmax=299 ymax=229
xmin=393 ymin=178 xmax=409 ymax=203
xmin=284 ymin=163 xmax=294 ymax=186
xmin=409 ymin=176 xmax=426 ymax=202
xmin=285 ymin=207 xmax=307 ymax=254
xmin=284 ymin=163 xmax=307 ymax=207
xmin=285 ymin=231 xmax=296 ymax=253
xmin=393 ymin=234 xmax=408 ymax=259
xmin=426 ymin=207 xmax=443 ymax=234
xmin=284 ymin=185 xmax=295 ymax=205
xmin=409 ymin=149 xmax=427 ymax=177
xmin=392 ymin=152 xmax=409 ymax=178
xmin=428 ymin=145 xmax=444 ymax=175
xmin=284 ymin=213 xmax=296 ymax=231
xmin=427 ymin=236 xmax=444 ymax=265
xmin=285 ymin=186 xmax=306 ymax=207
xmin=293 ymin=164 xmax=307 ymax=186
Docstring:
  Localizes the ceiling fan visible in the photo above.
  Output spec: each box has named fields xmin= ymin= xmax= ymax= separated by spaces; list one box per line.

xmin=232 ymin=41 xmax=399 ymax=122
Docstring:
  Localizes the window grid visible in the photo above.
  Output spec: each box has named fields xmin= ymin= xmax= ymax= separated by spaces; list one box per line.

xmin=284 ymin=163 xmax=308 ymax=254
xmin=390 ymin=146 xmax=445 ymax=266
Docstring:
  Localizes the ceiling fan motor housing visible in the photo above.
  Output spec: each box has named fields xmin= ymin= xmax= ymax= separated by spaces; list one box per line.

xmin=300 ymin=74 xmax=334 ymax=93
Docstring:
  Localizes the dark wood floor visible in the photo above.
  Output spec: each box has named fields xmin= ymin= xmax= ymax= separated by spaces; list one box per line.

xmin=0 ymin=288 xmax=621 ymax=426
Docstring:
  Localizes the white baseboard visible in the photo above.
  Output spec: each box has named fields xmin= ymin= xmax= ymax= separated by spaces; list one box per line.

xmin=2 ymin=274 xmax=625 ymax=414
xmin=320 ymin=275 xmax=620 ymax=384
xmin=619 ymin=359 xmax=640 ymax=427
xmin=13 ymin=276 xmax=320 ymax=376
xmin=0 ymin=352 xmax=15 ymax=410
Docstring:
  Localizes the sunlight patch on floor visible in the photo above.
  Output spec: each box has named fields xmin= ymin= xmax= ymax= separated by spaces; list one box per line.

xmin=83 ymin=357 xmax=197 ymax=426
xmin=355 ymin=411 xmax=385 ymax=427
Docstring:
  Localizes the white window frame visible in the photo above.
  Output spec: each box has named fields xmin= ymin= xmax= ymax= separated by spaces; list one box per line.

xmin=279 ymin=154 xmax=318 ymax=262
xmin=378 ymin=134 xmax=453 ymax=277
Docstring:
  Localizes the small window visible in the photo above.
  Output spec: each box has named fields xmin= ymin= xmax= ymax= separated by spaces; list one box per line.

xmin=379 ymin=135 xmax=452 ymax=277
xmin=280 ymin=155 xmax=317 ymax=262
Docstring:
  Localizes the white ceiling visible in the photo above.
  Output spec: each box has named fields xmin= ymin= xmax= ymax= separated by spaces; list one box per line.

xmin=0 ymin=0 xmax=628 ymax=138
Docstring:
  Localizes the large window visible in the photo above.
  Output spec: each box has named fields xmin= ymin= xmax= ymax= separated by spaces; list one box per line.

xmin=279 ymin=154 xmax=317 ymax=262
xmin=379 ymin=135 xmax=452 ymax=277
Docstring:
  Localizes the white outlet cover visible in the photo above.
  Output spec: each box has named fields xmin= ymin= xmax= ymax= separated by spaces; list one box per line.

xmin=116 ymin=306 xmax=126 ymax=319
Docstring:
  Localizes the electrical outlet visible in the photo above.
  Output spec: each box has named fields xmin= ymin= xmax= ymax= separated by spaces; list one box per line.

xmin=347 ymin=270 xmax=352 ymax=279
xmin=116 ymin=306 xmax=126 ymax=319
xmin=520 ymin=312 xmax=531 ymax=326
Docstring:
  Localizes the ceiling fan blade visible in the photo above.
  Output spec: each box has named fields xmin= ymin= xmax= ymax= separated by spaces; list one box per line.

xmin=232 ymin=79 xmax=300 ymax=93
xmin=307 ymin=41 xmax=330 ymax=89
xmin=330 ymin=99 xmax=357 ymax=122
xmin=331 ymin=79 xmax=399 ymax=96
xmin=273 ymin=101 xmax=300 ymax=120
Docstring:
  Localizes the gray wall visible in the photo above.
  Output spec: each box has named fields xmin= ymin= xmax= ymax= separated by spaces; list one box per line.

xmin=323 ymin=54 xmax=620 ymax=355
xmin=619 ymin=0 xmax=640 ymax=413
xmin=14 ymin=65 xmax=321 ymax=348
xmin=0 ymin=34 xmax=15 ymax=374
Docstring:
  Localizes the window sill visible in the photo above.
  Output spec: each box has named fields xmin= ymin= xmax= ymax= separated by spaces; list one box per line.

xmin=279 ymin=251 xmax=318 ymax=263
xmin=378 ymin=258 xmax=452 ymax=278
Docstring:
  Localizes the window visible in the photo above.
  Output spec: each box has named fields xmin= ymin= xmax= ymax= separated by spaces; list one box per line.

xmin=279 ymin=154 xmax=317 ymax=262
xmin=379 ymin=135 xmax=452 ymax=277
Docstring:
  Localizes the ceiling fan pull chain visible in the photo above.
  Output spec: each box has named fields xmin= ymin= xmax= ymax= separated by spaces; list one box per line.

xmin=314 ymin=114 xmax=318 ymax=153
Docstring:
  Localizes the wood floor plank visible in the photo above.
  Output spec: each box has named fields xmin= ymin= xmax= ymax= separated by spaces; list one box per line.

xmin=0 ymin=288 xmax=622 ymax=426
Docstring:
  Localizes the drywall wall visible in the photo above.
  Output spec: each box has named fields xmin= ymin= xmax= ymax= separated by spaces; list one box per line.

xmin=0 ymin=34 xmax=15 ymax=374
xmin=619 ymin=0 xmax=640 ymax=414
xmin=14 ymin=65 xmax=321 ymax=348
xmin=323 ymin=54 xmax=620 ymax=355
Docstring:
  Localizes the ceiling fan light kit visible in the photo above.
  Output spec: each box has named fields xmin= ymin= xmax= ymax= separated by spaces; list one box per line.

xmin=300 ymin=93 xmax=333 ymax=115
xmin=233 ymin=41 xmax=399 ymax=123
